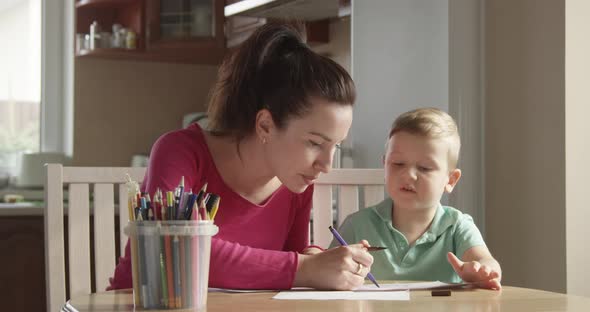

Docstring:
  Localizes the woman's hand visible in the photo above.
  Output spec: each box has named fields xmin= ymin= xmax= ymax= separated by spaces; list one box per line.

xmin=301 ymin=246 xmax=323 ymax=255
xmin=293 ymin=242 xmax=373 ymax=290
xmin=447 ymin=252 xmax=502 ymax=290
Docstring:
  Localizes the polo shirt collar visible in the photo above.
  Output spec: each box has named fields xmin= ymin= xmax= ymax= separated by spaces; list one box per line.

xmin=374 ymin=197 xmax=393 ymax=223
xmin=374 ymin=198 xmax=455 ymax=244
xmin=426 ymin=203 xmax=455 ymax=238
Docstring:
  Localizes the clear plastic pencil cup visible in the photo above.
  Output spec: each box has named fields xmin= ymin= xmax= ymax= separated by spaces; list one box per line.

xmin=125 ymin=220 xmax=218 ymax=310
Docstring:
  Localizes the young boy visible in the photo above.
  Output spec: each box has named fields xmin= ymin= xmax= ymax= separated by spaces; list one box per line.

xmin=331 ymin=108 xmax=501 ymax=290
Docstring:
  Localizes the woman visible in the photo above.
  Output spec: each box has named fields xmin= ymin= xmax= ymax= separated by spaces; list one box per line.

xmin=109 ymin=21 xmax=373 ymax=291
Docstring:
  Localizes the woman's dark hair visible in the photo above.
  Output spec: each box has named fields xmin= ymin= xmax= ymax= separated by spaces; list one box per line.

xmin=206 ymin=21 xmax=356 ymax=141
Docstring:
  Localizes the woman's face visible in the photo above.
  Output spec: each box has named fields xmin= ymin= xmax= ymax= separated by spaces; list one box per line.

xmin=264 ymin=97 xmax=353 ymax=193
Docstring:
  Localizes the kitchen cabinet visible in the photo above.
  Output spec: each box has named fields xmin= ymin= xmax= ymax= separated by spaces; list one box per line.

xmin=0 ymin=216 xmax=45 ymax=312
xmin=75 ymin=0 xmax=145 ymax=58
xmin=0 ymin=214 xmax=123 ymax=312
xmin=75 ymin=0 xmax=226 ymax=64
xmin=144 ymin=0 xmax=226 ymax=64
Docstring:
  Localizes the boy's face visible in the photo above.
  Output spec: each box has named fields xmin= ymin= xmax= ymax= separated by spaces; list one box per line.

xmin=383 ymin=131 xmax=461 ymax=211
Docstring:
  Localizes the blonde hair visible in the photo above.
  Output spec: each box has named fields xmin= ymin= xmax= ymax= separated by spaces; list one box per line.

xmin=388 ymin=108 xmax=461 ymax=168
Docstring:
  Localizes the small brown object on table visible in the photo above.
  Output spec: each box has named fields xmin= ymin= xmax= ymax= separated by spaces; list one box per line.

xmin=431 ymin=289 xmax=452 ymax=296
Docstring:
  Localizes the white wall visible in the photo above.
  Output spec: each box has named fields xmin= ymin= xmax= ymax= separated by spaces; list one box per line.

xmin=352 ymin=0 xmax=590 ymax=296
xmin=350 ymin=0 xmax=484 ymax=224
xmin=448 ymin=0 xmax=484 ymax=228
xmin=565 ymin=0 xmax=590 ymax=297
xmin=351 ymin=0 xmax=449 ymax=169
xmin=485 ymin=0 xmax=567 ymax=293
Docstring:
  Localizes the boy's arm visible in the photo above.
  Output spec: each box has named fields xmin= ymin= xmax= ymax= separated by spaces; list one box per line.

xmin=461 ymin=246 xmax=502 ymax=280
xmin=447 ymin=246 xmax=502 ymax=290
xmin=449 ymin=212 xmax=501 ymax=289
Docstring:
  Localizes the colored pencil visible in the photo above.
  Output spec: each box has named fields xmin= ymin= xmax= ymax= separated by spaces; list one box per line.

xmin=329 ymin=226 xmax=380 ymax=288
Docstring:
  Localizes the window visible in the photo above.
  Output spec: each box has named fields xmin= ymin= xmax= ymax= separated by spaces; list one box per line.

xmin=0 ymin=0 xmax=73 ymax=185
xmin=0 ymin=0 xmax=41 ymax=178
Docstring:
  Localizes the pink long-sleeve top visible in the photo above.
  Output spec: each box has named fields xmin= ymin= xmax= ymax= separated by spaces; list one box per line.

xmin=108 ymin=124 xmax=313 ymax=290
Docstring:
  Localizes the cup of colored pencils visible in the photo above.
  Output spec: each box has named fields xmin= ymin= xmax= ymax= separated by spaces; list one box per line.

xmin=124 ymin=177 xmax=219 ymax=310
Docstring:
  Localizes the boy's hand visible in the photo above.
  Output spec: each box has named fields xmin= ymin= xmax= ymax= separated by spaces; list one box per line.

xmin=447 ymin=252 xmax=502 ymax=290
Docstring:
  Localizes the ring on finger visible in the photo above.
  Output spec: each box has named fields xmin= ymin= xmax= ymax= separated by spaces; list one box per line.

xmin=355 ymin=262 xmax=363 ymax=275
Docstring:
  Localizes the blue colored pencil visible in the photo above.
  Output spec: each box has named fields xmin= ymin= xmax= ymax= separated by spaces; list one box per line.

xmin=328 ymin=226 xmax=380 ymax=288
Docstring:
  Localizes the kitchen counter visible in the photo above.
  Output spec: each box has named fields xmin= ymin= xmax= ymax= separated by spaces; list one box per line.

xmin=0 ymin=186 xmax=44 ymax=216
xmin=0 ymin=202 xmax=44 ymax=216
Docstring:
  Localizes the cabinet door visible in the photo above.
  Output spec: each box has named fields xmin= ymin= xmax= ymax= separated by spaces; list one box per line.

xmin=0 ymin=217 xmax=45 ymax=312
xmin=146 ymin=0 xmax=225 ymax=64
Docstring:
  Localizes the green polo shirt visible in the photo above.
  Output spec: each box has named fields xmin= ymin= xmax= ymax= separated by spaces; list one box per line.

xmin=329 ymin=198 xmax=485 ymax=283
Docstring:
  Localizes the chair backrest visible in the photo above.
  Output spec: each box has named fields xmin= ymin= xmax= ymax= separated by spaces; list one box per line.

xmin=311 ymin=168 xmax=385 ymax=247
xmin=44 ymin=165 xmax=382 ymax=310
xmin=44 ymin=164 xmax=145 ymax=312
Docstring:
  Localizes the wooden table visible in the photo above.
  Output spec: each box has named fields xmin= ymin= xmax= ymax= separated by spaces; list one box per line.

xmin=62 ymin=286 xmax=590 ymax=312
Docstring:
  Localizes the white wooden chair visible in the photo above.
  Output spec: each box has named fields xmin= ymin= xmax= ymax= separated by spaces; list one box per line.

xmin=44 ymin=164 xmax=145 ymax=312
xmin=44 ymin=165 xmax=381 ymax=311
xmin=311 ymin=168 xmax=385 ymax=247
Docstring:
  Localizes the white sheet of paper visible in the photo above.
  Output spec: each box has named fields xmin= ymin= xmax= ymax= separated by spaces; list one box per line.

xmin=208 ymin=287 xmax=314 ymax=293
xmin=208 ymin=288 xmax=274 ymax=293
xmin=210 ymin=281 xmax=469 ymax=294
xmin=355 ymin=281 xmax=468 ymax=291
xmin=273 ymin=290 xmax=410 ymax=301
